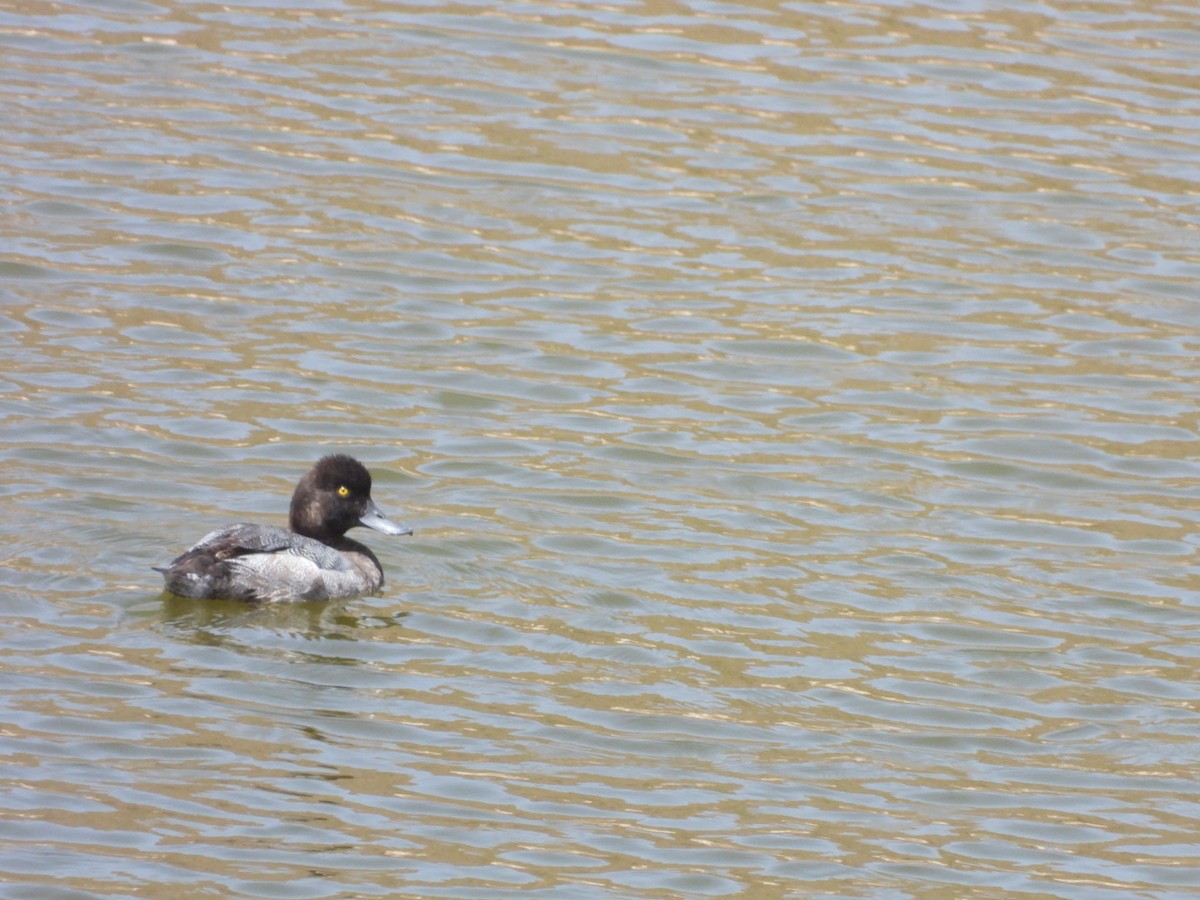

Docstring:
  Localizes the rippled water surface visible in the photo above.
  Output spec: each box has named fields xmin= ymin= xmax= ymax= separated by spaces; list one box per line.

xmin=3 ymin=1 xmax=1199 ymax=897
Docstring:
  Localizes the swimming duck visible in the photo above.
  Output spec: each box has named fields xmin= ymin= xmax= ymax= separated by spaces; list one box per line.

xmin=156 ymin=455 xmax=411 ymax=602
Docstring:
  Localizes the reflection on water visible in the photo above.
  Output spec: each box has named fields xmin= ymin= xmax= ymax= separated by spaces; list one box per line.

xmin=2 ymin=0 xmax=1199 ymax=896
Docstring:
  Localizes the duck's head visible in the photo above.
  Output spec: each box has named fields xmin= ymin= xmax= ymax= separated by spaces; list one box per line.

xmin=289 ymin=454 xmax=412 ymax=542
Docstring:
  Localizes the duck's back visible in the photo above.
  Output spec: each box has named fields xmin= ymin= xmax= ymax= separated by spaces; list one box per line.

xmin=157 ymin=523 xmax=373 ymax=603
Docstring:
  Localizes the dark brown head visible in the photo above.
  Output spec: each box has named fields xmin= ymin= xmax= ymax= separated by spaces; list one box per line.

xmin=288 ymin=455 xmax=411 ymax=543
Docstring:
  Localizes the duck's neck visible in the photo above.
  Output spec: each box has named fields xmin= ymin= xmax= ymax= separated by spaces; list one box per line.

xmin=334 ymin=535 xmax=385 ymax=588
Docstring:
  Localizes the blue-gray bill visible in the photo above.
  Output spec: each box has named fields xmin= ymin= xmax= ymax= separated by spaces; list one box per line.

xmin=360 ymin=499 xmax=412 ymax=536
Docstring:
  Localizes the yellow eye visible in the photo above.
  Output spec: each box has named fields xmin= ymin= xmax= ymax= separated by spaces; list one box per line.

xmin=337 ymin=485 xmax=350 ymax=497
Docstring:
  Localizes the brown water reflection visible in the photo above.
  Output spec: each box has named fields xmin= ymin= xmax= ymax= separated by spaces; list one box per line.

xmin=2 ymin=0 xmax=1198 ymax=896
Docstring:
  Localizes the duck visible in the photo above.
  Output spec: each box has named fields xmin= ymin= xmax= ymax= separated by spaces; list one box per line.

xmin=156 ymin=454 xmax=411 ymax=602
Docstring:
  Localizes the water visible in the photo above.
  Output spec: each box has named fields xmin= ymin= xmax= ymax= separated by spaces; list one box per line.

xmin=2 ymin=1 xmax=1199 ymax=897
